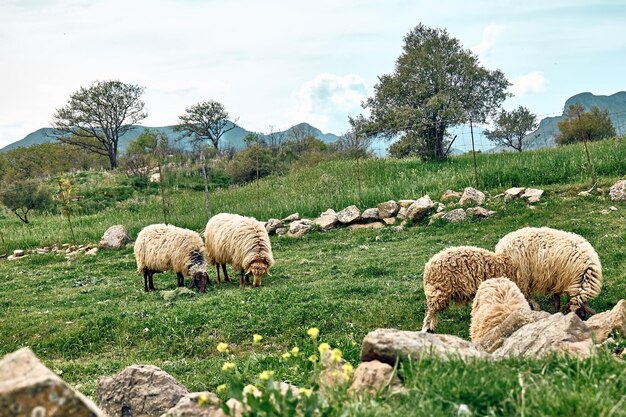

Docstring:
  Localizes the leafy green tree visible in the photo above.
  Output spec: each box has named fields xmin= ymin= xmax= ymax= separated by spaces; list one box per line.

xmin=0 ymin=180 xmax=52 ymax=224
xmin=175 ymin=101 xmax=238 ymax=150
xmin=362 ymin=24 xmax=510 ymax=161
xmin=121 ymin=129 xmax=169 ymax=178
xmin=52 ymin=80 xmax=147 ymax=169
xmin=485 ymin=106 xmax=538 ymax=152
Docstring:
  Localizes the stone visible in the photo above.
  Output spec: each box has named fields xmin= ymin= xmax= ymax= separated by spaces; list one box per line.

xmin=493 ymin=313 xmax=593 ymax=359
xmin=477 ymin=309 xmax=551 ymax=353
xmin=406 ymin=195 xmax=436 ymax=222
xmin=459 ymin=187 xmax=486 ymax=206
xmin=13 ymin=249 xmax=25 ymax=257
xmin=609 ymin=179 xmax=626 ymax=202
xmin=466 ymin=207 xmax=497 ymax=219
xmin=441 ymin=208 xmax=466 ymax=223
xmin=361 ymin=329 xmax=486 ymax=365
xmin=348 ymin=360 xmax=402 ymax=395
xmin=315 ymin=209 xmax=338 ymax=231
xmin=585 ymin=300 xmax=626 ymax=343
xmin=282 ymin=213 xmax=300 ymax=222
xmin=287 ymin=220 xmax=313 ymax=237
xmin=361 ymin=208 xmax=380 ymax=221
xmin=265 ymin=218 xmax=284 ymax=235
xmin=348 ymin=222 xmax=385 ymax=230
xmin=441 ymin=190 xmax=461 ymax=202
xmin=610 ymin=206 xmax=618 ymax=211
xmin=521 ymin=188 xmax=544 ymax=204
xmin=86 ymin=247 xmax=99 ymax=256
xmin=397 ymin=199 xmax=415 ymax=208
xmin=428 ymin=212 xmax=444 ymax=225
xmin=337 ymin=205 xmax=361 ymax=224
xmin=436 ymin=203 xmax=446 ymax=213
xmin=36 ymin=248 xmax=48 ymax=254
xmin=99 ymin=225 xmax=131 ymax=249
xmin=396 ymin=207 xmax=407 ymax=220
xmin=96 ymin=364 xmax=189 ymax=417
xmin=376 ymin=201 xmax=399 ymax=218
xmin=0 ymin=347 xmax=105 ymax=416
xmin=382 ymin=218 xmax=396 ymax=226
xmin=275 ymin=227 xmax=288 ymax=236
xmin=504 ymin=187 xmax=526 ymax=200
xmin=150 ymin=172 xmax=161 ymax=183
xmin=578 ymin=191 xmax=592 ymax=197
xmin=319 ymin=350 xmax=348 ymax=389
xmin=161 ymin=392 xmax=220 ymax=417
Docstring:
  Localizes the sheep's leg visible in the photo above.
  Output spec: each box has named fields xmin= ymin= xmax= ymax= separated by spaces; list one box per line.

xmin=222 ymin=264 xmax=231 ymax=282
xmin=143 ymin=269 xmax=149 ymax=292
xmin=177 ymin=272 xmax=184 ymax=288
xmin=421 ymin=299 xmax=446 ymax=333
xmin=553 ymin=293 xmax=561 ymax=313
xmin=245 ymin=273 xmax=251 ymax=285
xmin=239 ymin=270 xmax=244 ymax=287
xmin=148 ymin=271 xmax=156 ymax=291
xmin=215 ymin=264 xmax=221 ymax=284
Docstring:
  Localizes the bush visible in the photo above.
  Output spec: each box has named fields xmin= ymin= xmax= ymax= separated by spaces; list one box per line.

xmin=0 ymin=180 xmax=53 ymax=223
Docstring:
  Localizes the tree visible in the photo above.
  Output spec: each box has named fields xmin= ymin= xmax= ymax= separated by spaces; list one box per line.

xmin=485 ymin=106 xmax=538 ymax=152
xmin=0 ymin=180 xmax=52 ymax=224
xmin=362 ymin=24 xmax=510 ymax=161
xmin=122 ymin=129 xmax=169 ymax=178
xmin=51 ymin=80 xmax=147 ymax=169
xmin=175 ymin=101 xmax=238 ymax=151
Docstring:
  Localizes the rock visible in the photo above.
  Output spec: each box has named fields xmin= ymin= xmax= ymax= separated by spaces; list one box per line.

xmin=13 ymin=249 xmax=25 ymax=257
xmin=428 ymin=212 xmax=445 ymax=225
xmin=0 ymin=347 xmax=105 ymax=416
xmin=441 ymin=208 xmax=466 ymax=223
xmin=337 ymin=205 xmax=361 ymax=224
xmin=96 ymin=364 xmax=189 ymax=417
xmin=382 ymin=218 xmax=396 ymax=226
xmin=361 ymin=329 xmax=486 ymax=365
xmin=287 ymin=220 xmax=313 ymax=237
xmin=217 ymin=399 xmax=243 ymax=417
xmin=396 ymin=207 xmax=407 ymax=220
xmin=459 ymin=187 xmax=486 ymax=206
xmin=36 ymin=248 xmax=48 ymax=254
xmin=282 ymin=213 xmax=300 ymax=223
xmin=265 ymin=219 xmax=284 ymax=235
xmin=406 ymin=195 xmax=436 ymax=222
xmin=398 ymin=199 xmax=415 ymax=208
xmin=609 ymin=179 xmax=626 ymax=202
xmin=361 ymin=208 xmax=380 ymax=221
xmin=504 ymin=187 xmax=526 ymax=200
xmin=86 ymin=247 xmax=99 ymax=256
xmin=99 ymin=225 xmax=131 ymax=249
xmin=585 ymin=300 xmax=626 ymax=343
xmin=578 ymin=191 xmax=592 ymax=197
xmin=610 ymin=206 xmax=618 ymax=211
xmin=377 ymin=201 xmax=399 ymax=218
xmin=600 ymin=209 xmax=611 ymax=215
xmin=161 ymin=392 xmax=220 ymax=417
xmin=275 ymin=227 xmax=288 ymax=236
xmin=436 ymin=203 xmax=446 ymax=213
xmin=348 ymin=360 xmax=402 ymax=395
xmin=466 ymin=207 xmax=497 ymax=219
xmin=493 ymin=313 xmax=593 ymax=358
xmin=319 ymin=350 xmax=348 ymax=389
xmin=477 ymin=309 xmax=551 ymax=353
xmin=315 ymin=209 xmax=338 ymax=231
xmin=348 ymin=222 xmax=385 ymax=230
xmin=150 ymin=172 xmax=161 ymax=183
xmin=521 ymin=188 xmax=544 ymax=204
xmin=392 ymin=226 xmax=404 ymax=232
xmin=441 ymin=190 xmax=461 ymax=202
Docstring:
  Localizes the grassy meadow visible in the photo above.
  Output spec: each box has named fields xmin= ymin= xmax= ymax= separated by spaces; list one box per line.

xmin=0 ymin=138 xmax=625 ymax=416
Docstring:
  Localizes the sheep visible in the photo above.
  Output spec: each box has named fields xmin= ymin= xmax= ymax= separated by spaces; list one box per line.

xmin=470 ymin=277 xmax=530 ymax=346
xmin=204 ymin=213 xmax=274 ymax=287
xmin=495 ymin=226 xmax=602 ymax=319
xmin=421 ymin=246 xmax=521 ymax=333
xmin=134 ymin=224 xmax=210 ymax=293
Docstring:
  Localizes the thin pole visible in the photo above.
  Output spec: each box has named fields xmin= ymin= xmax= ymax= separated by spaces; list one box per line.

xmin=200 ymin=149 xmax=211 ymax=221
xmin=470 ymin=119 xmax=479 ymax=187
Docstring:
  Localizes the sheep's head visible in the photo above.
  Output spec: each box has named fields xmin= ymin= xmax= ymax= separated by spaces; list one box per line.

xmin=247 ymin=260 xmax=270 ymax=287
xmin=192 ymin=271 xmax=209 ymax=292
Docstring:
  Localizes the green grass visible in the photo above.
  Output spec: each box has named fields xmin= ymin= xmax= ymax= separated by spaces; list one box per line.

xmin=1 ymin=140 xmax=626 ymax=416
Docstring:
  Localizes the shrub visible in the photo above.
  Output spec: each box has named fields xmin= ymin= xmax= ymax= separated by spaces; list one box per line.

xmin=0 ymin=180 xmax=53 ymax=224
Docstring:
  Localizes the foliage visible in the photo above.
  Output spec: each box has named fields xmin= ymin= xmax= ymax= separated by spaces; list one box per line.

xmin=57 ymin=177 xmax=76 ymax=241
xmin=362 ymin=23 xmax=509 ymax=161
xmin=0 ymin=179 xmax=52 ymax=224
xmin=556 ymin=104 xmax=616 ymax=145
xmin=485 ymin=106 xmax=538 ymax=152
xmin=175 ymin=100 xmax=238 ymax=150
xmin=51 ymin=80 xmax=147 ymax=169
xmin=120 ymin=129 xmax=169 ymax=178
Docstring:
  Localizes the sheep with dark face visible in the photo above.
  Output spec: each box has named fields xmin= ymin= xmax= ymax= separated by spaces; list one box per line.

xmin=134 ymin=224 xmax=210 ymax=292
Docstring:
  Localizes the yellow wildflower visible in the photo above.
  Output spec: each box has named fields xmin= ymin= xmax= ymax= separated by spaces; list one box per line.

xmin=342 ymin=362 xmax=354 ymax=376
xmin=253 ymin=334 xmax=263 ymax=344
xmin=291 ymin=346 xmax=300 ymax=356
xmin=307 ymin=327 xmax=320 ymax=339
xmin=318 ymin=343 xmax=330 ymax=355
xmin=216 ymin=342 xmax=229 ymax=353
xmin=222 ymin=362 xmax=235 ymax=372
xmin=330 ymin=348 xmax=343 ymax=363
xmin=282 ymin=352 xmax=292 ymax=360
xmin=216 ymin=384 xmax=227 ymax=394
xmin=198 ymin=393 xmax=211 ymax=407
xmin=243 ymin=384 xmax=261 ymax=397
xmin=298 ymin=387 xmax=313 ymax=398
xmin=258 ymin=370 xmax=275 ymax=381
xmin=308 ymin=354 xmax=318 ymax=363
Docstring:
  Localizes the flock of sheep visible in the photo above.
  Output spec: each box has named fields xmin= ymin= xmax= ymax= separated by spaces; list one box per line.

xmin=133 ymin=215 xmax=603 ymax=335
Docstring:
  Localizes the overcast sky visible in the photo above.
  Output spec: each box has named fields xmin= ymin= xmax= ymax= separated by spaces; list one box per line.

xmin=1 ymin=0 xmax=625 ymax=148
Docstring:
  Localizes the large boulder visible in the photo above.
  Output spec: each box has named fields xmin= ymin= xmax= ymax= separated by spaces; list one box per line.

xmin=96 ymin=364 xmax=189 ymax=417
xmin=521 ymin=188 xmax=544 ymax=204
xmin=160 ymin=392 xmax=220 ymax=417
xmin=406 ymin=195 xmax=436 ymax=222
xmin=376 ymin=201 xmax=400 ymax=219
xmin=315 ymin=209 xmax=338 ymax=231
xmin=99 ymin=225 xmax=130 ymax=249
xmin=609 ymin=180 xmax=626 ymax=202
xmin=493 ymin=313 xmax=593 ymax=358
xmin=459 ymin=187 xmax=486 ymax=206
xmin=348 ymin=360 xmax=402 ymax=395
xmin=0 ymin=347 xmax=105 ymax=416
xmin=337 ymin=205 xmax=361 ymax=224
xmin=585 ymin=299 xmax=626 ymax=343
xmin=287 ymin=219 xmax=314 ymax=237
xmin=361 ymin=208 xmax=380 ymax=221
xmin=265 ymin=219 xmax=284 ymax=235
xmin=361 ymin=329 xmax=486 ymax=365
xmin=441 ymin=208 xmax=466 ymax=223
xmin=476 ymin=309 xmax=551 ymax=353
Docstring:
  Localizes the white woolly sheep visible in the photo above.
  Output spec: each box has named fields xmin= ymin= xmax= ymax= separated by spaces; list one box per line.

xmin=421 ymin=246 xmax=522 ymax=333
xmin=134 ymin=224 xmax=210 ymax=292
xmin=495 ymin=226 xmax=602 ymax=319
xmin=204 ymin=213 xmax=274 ymax=287
xmin=470 ymin=277 xmax=530 ymax=346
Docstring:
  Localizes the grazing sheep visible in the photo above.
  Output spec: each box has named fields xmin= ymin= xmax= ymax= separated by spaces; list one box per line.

xmin=204 ymin=213 xmax=274 ymax=287
xmin=134 ymin=224 xmax=210 ymax=292
xmin=470 ymin=277 xmax=530 ymax=346
xmin=495 ymin=226 xmax=602 ymax=319
xmin=421 ymin=246 xmax=521 ymax=333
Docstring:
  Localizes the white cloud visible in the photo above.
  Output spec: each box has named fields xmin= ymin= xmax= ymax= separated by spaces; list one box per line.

xmin=471 ymin=23 xmax=504 ymax=63
xmin=510 ymin=72 xmax=547 ymax=96
xmin=293 ymin=73 xmax=368 ymax=133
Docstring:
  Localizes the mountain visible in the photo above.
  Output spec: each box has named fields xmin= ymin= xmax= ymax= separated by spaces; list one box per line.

xmin=0 ymin=122 xmax=341 ymax=153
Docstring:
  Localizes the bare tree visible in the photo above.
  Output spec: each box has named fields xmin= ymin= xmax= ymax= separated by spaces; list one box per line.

xmin=175 ymin=100 xmax=239 ymax=151
xmin=51 ymin=80 xmax=147 ymax=169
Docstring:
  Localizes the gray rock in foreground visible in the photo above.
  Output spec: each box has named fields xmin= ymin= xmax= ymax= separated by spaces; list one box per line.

xmin=477 ymin=309 xmax=551 ymax=353
xmin=99 ymin=225 xmax=130 ymax=249
xmin=585 ymin=299 xmax=626 ymax=343
xmin=406 ymin=195 xmax=436 ymax=222
xmin=337 ymin=205 xmax=361 ymax=224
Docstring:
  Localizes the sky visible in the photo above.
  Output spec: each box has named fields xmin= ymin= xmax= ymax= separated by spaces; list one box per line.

xmin=1 ymin=0 xmax=625 ymax=149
